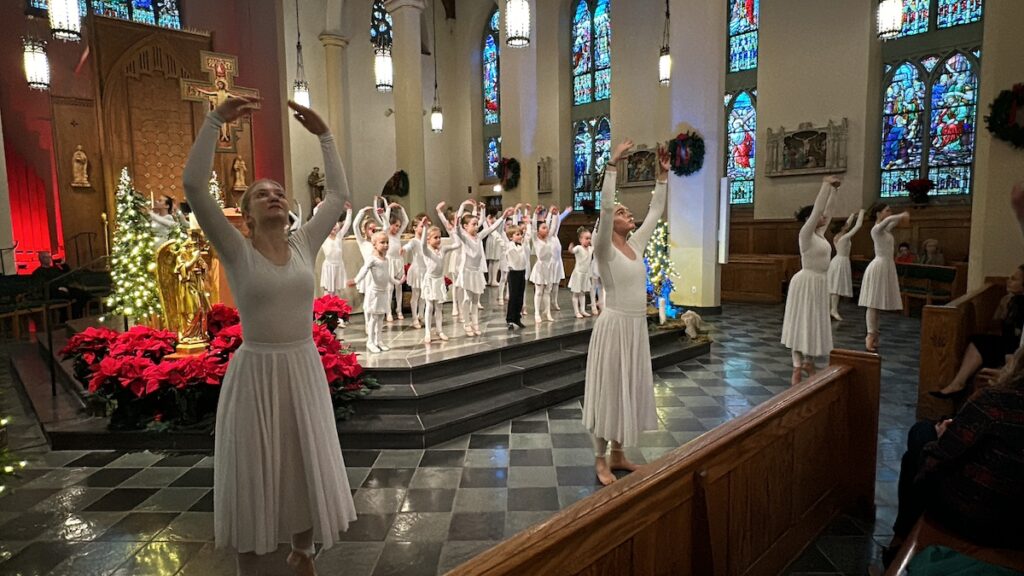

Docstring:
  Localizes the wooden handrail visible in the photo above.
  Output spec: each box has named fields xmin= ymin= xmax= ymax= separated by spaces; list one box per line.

xmin=449 ymin=352 xmax=880 ymax=576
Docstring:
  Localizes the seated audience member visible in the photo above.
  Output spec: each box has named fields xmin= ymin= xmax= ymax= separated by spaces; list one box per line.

xmin=886 ymin=347 xmax=1024 ymax=564
xmin=30 ymin=251 xmax=90 ymax=318
xmin=919 ymin=238 xmax=945 ymax=266
xmin=895 ymin=241 xmax=916 ymax=263
xmin=931 ymin=265 xmax=1024 ymax=399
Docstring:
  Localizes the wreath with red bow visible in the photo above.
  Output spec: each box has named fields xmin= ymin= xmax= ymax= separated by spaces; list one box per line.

xmin=985 ymin=84 xmax=1024 ymax=149
xmin=498 ymin=157 xmax=521 ymax=191
xmin=667 ymin=131 xmax=705 ymax=176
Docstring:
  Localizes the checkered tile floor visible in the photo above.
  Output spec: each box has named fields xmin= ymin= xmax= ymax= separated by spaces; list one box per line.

xmin=0 ymin=301 xmax=920 ymax=575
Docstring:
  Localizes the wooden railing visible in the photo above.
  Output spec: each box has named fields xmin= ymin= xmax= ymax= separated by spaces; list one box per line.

xmin=449 ymin=349 xmax=880 ymax=576
xmin=721 ymin=254 xmax=800 ymax=303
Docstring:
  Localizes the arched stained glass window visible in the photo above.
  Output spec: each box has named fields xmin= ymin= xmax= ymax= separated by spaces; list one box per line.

xmin=879 ymin=52 xmax=978 ymax=198
xmin=131 ymin=0 xmax=155 ymax=25
xmin=572 ymin=0 xmax=610 ymax=106
xmin=572 ymin=1 xmax=593 ymax=105
xmin=725 ymin=92 xmax=756 ymax=205
xmin=573 ymin=121 xmax=592 ymax=194
xmin=728 ymin=0 xmax=758 ymax=72
xmin=483 ymin=9 xmax=500 ymax=125
xmin=370 ymin=0 xmax=393 ymax=48
xmin=937 ymin=0 xmax=983 ymax=28
xmin=896 ymin=0 xmax=929 ymax=38
xmin=571 ymin=117 xmax=611 ymax=211
xmin=593 ymin=0 xmax=611 ymax=101
xmin=486 ymin=137 xmax=502 ymax=179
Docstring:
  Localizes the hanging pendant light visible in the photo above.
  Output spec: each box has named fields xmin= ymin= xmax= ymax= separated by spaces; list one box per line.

xmin=877 ymin=0 xmax=903 ymax=40
xmin=429 ymin=0 xmax=443 ymax=132
xmin=23 ymin=37 xmax=50 ymax=91
xmin=505 ymin=0 xmax=530 ymax=48
xmin=658 ymin=0 xmax=671 ymax=85
xmin=291 ymin=0 xmax=310 ymax=106
xmin=48 ymin=0 xmax=81 ymax=42
xmin=374 ymin=46 xmax=394 ymax=92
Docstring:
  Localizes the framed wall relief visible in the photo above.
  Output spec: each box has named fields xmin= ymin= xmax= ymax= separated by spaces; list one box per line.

xmin=766 ymin=118 xmax=848 ymax=177
xmin=617 ymin=147 xmax=657 ymax=188
xmin=537 ymin=156 xmax=553 ymax=194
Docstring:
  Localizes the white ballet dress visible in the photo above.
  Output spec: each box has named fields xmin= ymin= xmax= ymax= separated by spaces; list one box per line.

xmin=355 ymin=257 xmax=392 ymax=315
xmin=185 ymin=112 xmax=355 ymax=555
xmin=421 ymin=240 xmax=457 ymax=302
xmin=319 ymin=211 xmax=352 ymax=293
xmin=404 ymin=236 xmax=425 ymax=289
xmin=568 ymin=245 xmax=593 ymax=293
xmin=858 ymin=215 xmax=904 ymax=311
xmin=453 ymin=216 xmax=504 ymax=296
xmin=583 ymin=170 xmax=665 ymax=447
xmin=530 ymin=236 xmax=554 ymax=286
xmin=827 ymin=231 xmax=855 ymax=298
xmin=781 ymin=182 xmax=835 ymax=358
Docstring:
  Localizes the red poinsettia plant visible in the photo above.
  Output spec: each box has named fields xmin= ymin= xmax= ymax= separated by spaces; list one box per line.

xmin=207 ymin=304 xmax=240 ymax=337
xmin=906 ymin=178 xmax=935 ymax=204
xmin=313 ymin=294 xmax=353 ymax=332
xmin=60 ymin=326 xmax=119 ymax=382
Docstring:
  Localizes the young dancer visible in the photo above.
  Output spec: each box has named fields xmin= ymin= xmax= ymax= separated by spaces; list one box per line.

xmin=827 ymin=209 xmax=865 ymax=321
xmin=568 ymin=227 xmax=594 ymax=319
xmin=452 ymin=200 xmax=508 ymax=336
xmin=352 ymin=205 xmax=380 ymax=294
xmin=548 ymin=204 xmax=572 ymax=311
xmin=355 ymin=232 xmax=402 ymax=353
xmin=380 ymin=199 xmax=409 ymax=322
xmin=503 ymin=210 xmax=529 ymax=329
xmin=485 ymin=209 xmax=502 ymax=287
xmin=859 ymin=202 xmax=910 ymax=352
xmin=495 ymin=219 xmax=513 ymax=305
xmin=420 ymin=224 xmax=460 ymax=343
xmin=584 ymin=138 xmax=670 ymax=486
xmin=320 ymin=204 xmax=353 ymax=294
xmin=403 ymin=214 xmax=430 ymax=329
xmin=528 ymin=205 xmax=556 ymax=324
xmin=436 ymin=203 xmax=463 ymax=318
xmin=781 ymin=176 xmax=840 ymax=385
xmin=185 ymin=97 xmax=355 ymax=575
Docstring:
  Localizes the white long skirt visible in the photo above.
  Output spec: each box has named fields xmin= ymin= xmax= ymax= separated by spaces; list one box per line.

xmin=858 ymin=257 xmax=902 ymax=310
xmin=215 ymin=338 xmax=356 ymax=555
xmin=568 ymin=269 xmax=592 ymax=293
xmin=320 ymin=261 xmax=347 ymax=293
xmin=826 ymin=255 xmax=852 ymax=297
xmin=781 ymin=269 xmax=833 ymax=357
xmin=583 ymin=308 xmax=657 ymax=447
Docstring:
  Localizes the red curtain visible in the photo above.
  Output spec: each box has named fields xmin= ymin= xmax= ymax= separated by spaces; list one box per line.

xmin=5 ymin=147 xmax=54 ymax=274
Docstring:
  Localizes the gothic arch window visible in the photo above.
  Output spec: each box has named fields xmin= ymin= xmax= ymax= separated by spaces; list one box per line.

xmin=571 ymin=0 xmax=611 ymax=210
xmin=28 ymin=0 xmax=182 ymax=29
xmin=725 ymin=0 xmax=757 ymax=205
xmin=880 ymin=51 xmax=979 ymax=197
xmin=482 ymin=7 xmax=501 ymax=178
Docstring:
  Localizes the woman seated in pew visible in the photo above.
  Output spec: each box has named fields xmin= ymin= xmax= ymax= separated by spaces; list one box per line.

xmin=931 ymin=265 xmax=1024 ymax=399
xmin=886 ymin=346 xmax=1024 ymax=566
xmin=919 ymin=238 xmax=945 ymax=266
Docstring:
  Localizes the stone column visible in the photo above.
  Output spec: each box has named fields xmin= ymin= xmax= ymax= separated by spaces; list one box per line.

xmin=385 ymin=0 xmax=427 ymax=214
xmin=498 ymin=0 xmax=539 ymax=208
xmin=667 ymin=0 xmax=726 ymax=309
xmin=319 ymin=31 xmax=352 ymax=183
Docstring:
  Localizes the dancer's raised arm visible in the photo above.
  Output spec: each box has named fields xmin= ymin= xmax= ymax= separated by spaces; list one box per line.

xmin=479 ymin=208 xmax=512 ymax=240
xmin=595 ymin=139 xmax=632 ymax=258
xmin=435 ymin=202 xmax=454 ymax=234
xmin=353 ymin=207 xmax=373 ymax=246
xmin=337 ymin=203 xmax=354 ymax=238
xmin=631 ymin=144 xmax=671 ymax=249
xmin=799 ymin=177 xmax=839 ymax=244
xmin=848 ymin=209 xmax=866 ymax=237
xmin=290 ymin=101 xmax=350 ymax=255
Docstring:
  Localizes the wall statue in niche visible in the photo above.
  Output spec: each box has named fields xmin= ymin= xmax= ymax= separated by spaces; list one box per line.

xmin=71 ymin=145 xmax=91 ymax=188
xmin=537 ymin=156 xmax=553 ymax=194
xmin=766 ymin=118 xmax=848 ymax=177
xmin=232 ymin=156 xmax=247 ymax=191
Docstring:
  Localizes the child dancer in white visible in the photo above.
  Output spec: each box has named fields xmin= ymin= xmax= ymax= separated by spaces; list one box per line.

xmin=781 ymin=176 xmax=840 ymax=385
xmin=529 ymin=205 xmax=556 ymax=324
xmin=381 ymin=199 xmax=409 ymax=322
xmin=436 ymin=203 xmax=463 ymax=319
xmin=453 ymin=201 xmax=508 ymax=336
xmin=827 ymin=209 xmax=865 ymax=321
xmin=355 ymin=231 xmax=402 ymax=353
xmin=420 ymin=226 xmax=460 ymax=344
xmin=403 ymin=214 xmax=429 ymax=329
xmin=568 ymin=227 xmax=594 ymax=319
xmin=859 ymin=202 xmax=909 ymax=352
xmin=485 ymin=210 xmax=502 ymax=287
xmin=320 ymin=203 xmax=353 ymax=297
xmin=548 ymin=205 xmax=572 ymax=311
xmin=495 ymin=220 xmax=512 ymax=305
xmin=352 ymin=205 xmax=380 ymax=294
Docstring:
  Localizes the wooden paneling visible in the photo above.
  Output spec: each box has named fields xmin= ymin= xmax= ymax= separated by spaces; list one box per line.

xmin=51 ymin=97 xmax=106 ymax=267
xmin=448 ymin=352 xmax=882 ymax=576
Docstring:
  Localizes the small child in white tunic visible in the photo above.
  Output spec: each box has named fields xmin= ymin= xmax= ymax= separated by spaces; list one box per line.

xmin=355 ymin=231 xmax=402 ymax=353
xmin=319 ymin=204 xmax=353 ymax=297
xmin=380 ymin=199 xmax=409 ymax=322
xmin=436 ymin=204 xmax=463 ymax=318
xmin=567 ymin=227 xmax=595 ymax=319
xmin=826 ymin=209 xmax=865 ymax=321
xmin=352 ymin=206 xmax=381 ymax=294
xmin=547 ymin=205 xmax=572 ymax=311
xmin=452 ymin=200 xmax=507 ymax=336
xmin=528 ymin=206 xmax=556 ymax=324
xmin=403 ymin=215 xmax=430 ymax=329
xmin=484 ymin=211 xmax=502 ymax=287
xmin=420 ymin=225 xmax=460 ymax=343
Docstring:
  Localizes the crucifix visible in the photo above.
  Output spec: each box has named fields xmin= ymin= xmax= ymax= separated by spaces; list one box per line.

xmin=180 ymin=51 xmax=260 ymax=152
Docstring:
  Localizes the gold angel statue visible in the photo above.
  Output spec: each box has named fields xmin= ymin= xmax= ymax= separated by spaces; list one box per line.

xmin=156 ymin=231 xmax=219 ymax=353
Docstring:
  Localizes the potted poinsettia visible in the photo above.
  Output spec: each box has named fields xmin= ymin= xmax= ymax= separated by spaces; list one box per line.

xmin=313 ymin=294 xmax=353 ymax=332
xmin=906 ymin=178 xmax=935 ymax=205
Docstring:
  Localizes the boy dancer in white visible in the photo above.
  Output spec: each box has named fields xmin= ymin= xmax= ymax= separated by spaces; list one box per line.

xmin=355 ymin=232 xmax=402 ymax=353
xmin=827 ymin=209 xmax=865 ymax=321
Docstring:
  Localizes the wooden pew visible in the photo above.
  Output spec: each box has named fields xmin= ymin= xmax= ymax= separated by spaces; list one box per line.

xmin=449 ymin=350 xmax=880 ymax=576
xmin=721 ymin=254 xmax=800 ymax=303
xmin=850 ymin=258 xmax=966 ymax=316
xmin=917 ymin=281 xmax=1006 ymax=421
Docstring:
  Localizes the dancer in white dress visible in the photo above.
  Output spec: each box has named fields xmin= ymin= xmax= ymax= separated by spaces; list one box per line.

xmin=436 ymin=205 xmax=463 ymax=317
xmin=355 ymin=232 xmax=402 ymax=353
xmin=380 ymin=200 xmax=409 ymax=322
xmin=420 ymin=226 xmax=460 ymax=344
xmin=583 ymin=139 xmax=669 ymax=486
xmin=567 ymin=228 xmax=594 ymax=319
xmin=451 ymin=200 xmax=508 ymax=336
xmin=403 ymin=215 xmax=430 ymax=329
xmin=781 ymin=177 xmax=841 ymax=385
xmin=185 ymin=97 xmax=355 ymax=576
xmin=528 ymin=205 xmax=557 ymax=324
xmin=548 ymin=205 xmax=572 ymax=311
xmin=858 ymin=202 xmax=910 ymax=352
xmin=826 ymin=209 xmax=865 ymax=321
xmin=319 ymin=205 xmax=353 ymax=296
xmin=352 ymin=206 xmax=381 ymax=294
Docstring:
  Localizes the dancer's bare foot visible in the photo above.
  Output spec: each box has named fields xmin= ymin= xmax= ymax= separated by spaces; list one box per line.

xmin=791 ymin=366 xmax=803 ymax=386
xmin=831 ymin=311 xmax=843 ymax=321
xmin=545 ymin=313 xmax=555 ymax=322
xmin=582 ymin=311 xmax=592 ymax=317
xmin=438 ymin=332 xmax=449 ymax=341
xmin=287 ymin=550 xmax=317 ymax=576
xmin=803 ymin=362 xmax=817 ymax=379
xmin=423 ymin=336 xmax=432 ymax=345
xmin=608 ymin=449 xmax=639 ymax=472
xmin=866 ymin=333 xmax=879 ymax=353
xmin=575 ymin=313 xmax=584 ymax=319
xmin=595 ymin=457 xmax=616 ymax=486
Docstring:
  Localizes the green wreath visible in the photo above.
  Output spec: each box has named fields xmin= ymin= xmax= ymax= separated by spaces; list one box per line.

xmin=984 ymin=84 xmax=1024 ymax=149
xmin=667 ymin=131 xmax=705 ymax=176
xmin=499 ymin=157 xmax=521 ymax=191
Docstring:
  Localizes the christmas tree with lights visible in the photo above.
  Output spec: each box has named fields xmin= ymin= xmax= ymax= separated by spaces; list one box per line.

xmin=644 ymin=220 xmax=678 ymax=306
xmin=107 ymin=167 xmax=162 ymax=323
xmin=209 ymin=170 xmax=225 ymax=209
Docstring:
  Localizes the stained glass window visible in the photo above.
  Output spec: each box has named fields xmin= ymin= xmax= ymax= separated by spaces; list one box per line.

xmin=29 ymin=0 xmax=47 ymax=10
xmin=572 ymin=1 xmax=593 ymax=105
xmin=370 ymin=0 xmax=393 ymax=48
xmin=93 ymin=0 xmax=129 ymax=19
xmin=131 ymin=0 xmax=154 ymax=25
xmin=593 ymin=0 xmax=610 ymax=102
xmin=937 ymin=0 xmax=983 ymax=29
xmin=156 ymin=0 xmax=179 ymax=28
xmin=31 ymin=0 xmax=180 ymax=29
xmin=485 ymin=137 xmax=502 ymax=179
xmin=928 ymin=53 xmax=977 ymax=195
xmin=483 ymin=10 xmax=500 ymax=125
xmin=571 ymin=0 xmax=610 ymax=106
xmin=880 ymin=63 xmax=926 ymax=198
xmin=728 ymin=0 xmax=758 ymax=72
xmin=895 ymin=0 xmax=929 ymax=38
xmin=572 ymin=117 xmax=612 ymax=210
xmin=725 ymin=92 xmax=756 ymax=205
